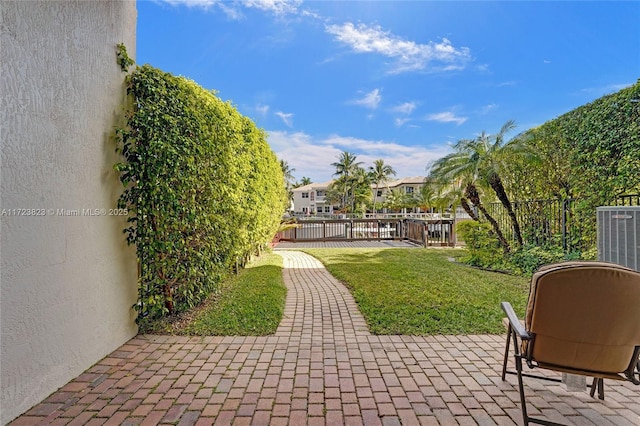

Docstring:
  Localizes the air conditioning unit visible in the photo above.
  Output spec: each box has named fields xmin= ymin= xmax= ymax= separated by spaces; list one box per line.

xmin=597 ymin=206 xmax=640 ymax=271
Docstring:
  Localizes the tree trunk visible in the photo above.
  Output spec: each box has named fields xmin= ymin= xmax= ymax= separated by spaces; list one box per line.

xmin=488 ymin=173 xmax=524 ymax=247
xmin=465 ymin=183 xmax=511 ymax=253
xmin=372 ymin=183 xmax=379 ymax=216
xmin=460 ymin=197 xmax=479 ymax=221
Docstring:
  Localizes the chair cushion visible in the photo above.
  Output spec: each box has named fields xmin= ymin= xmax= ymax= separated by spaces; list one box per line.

xmin=524 ymin=261 xmax=640 ymax=374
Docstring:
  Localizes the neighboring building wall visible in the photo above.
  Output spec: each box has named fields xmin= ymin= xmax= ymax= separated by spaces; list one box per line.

xmin=292 ymin=188 xmax=310 ymax=214
xmin=373 ymin=177 xmax=428 ymax=212
xmin=292 ymin=181 xmax=334 ymax=215
xmin=1 ymin=2 xmax=138 ymax=423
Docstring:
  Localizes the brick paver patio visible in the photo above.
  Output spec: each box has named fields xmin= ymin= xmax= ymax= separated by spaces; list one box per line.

xmin=10 ymin=250 xmax=640 ymax=425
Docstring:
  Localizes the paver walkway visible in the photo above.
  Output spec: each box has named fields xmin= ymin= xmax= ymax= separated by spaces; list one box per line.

xmin=10 ymin=251 xmax=640 ymax=426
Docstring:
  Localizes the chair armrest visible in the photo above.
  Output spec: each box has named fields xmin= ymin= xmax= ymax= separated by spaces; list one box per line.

xmin=501 ymin=302 xmax=531 ymax=340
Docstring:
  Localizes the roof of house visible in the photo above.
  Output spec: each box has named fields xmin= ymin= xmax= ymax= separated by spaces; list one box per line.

xmin=386 ymin=176 xmax=427 ymax=187
xmin=292 ymin=176 xmax=429 ymax=192
xmin=292 ymin=180 xmax=334 ymax=192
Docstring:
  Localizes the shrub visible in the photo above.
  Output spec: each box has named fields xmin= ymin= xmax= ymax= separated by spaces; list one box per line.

xmin=115 ymin=63 xmax=288 ymax=320
xmin=456 ymin=221 xmax=503 ymax=269
xmin=508 ymin=245 xmax=566 ymax=275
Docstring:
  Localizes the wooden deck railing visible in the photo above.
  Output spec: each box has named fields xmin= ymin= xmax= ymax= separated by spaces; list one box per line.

xmin=276 ymin=218 xmax=455 ymax=247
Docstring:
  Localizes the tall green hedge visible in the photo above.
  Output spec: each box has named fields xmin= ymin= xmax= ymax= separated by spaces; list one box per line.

xmin=115 ymin=64 xmax=287 ymax=320
xmin=501 ymin=80 xmax=639 ymax=251
xmin=513 ymin=80 xmax=640 ymax=202
xmin=560 ymin=80 xmax=640 ymax=202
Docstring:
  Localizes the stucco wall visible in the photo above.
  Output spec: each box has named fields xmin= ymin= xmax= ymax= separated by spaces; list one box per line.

xmin=1 ymin=1 xmax=138 ymax=423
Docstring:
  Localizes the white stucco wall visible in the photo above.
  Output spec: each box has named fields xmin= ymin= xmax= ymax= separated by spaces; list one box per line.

xmin=1 ymin=1 xmax=138 ymax=423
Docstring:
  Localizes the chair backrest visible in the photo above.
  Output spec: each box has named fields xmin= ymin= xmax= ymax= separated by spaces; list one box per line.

xmin=525 ymin=261 xmax=640 ymax=374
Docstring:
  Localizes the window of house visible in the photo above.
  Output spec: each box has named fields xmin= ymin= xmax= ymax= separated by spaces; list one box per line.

xmin=405 ymin=187 xmax=414 ymax=194
xmin=302 ymin=192 xmax=309 ymax=198
xmin=377 ymin=190 xmax=383 ymax=197
xmin=324 ymin=206 xmax=331 ymax=213
xmin=316 ymin=191 xmax=324 ymax=197
xmin=310 ymin=192 xmax=315 ymax=201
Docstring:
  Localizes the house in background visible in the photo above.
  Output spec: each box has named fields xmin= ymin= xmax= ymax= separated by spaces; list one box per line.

xmin=372 ymin=176 xmax=429 ymax=213
xmin=292 ymin=181 xmax=335 ymax=215
xmin=292 ymin=176 xmax=432 ymax=216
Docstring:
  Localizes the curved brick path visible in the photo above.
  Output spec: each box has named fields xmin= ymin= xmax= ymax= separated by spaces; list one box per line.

xmin=10 ymin=251 xmax=640 ymax=425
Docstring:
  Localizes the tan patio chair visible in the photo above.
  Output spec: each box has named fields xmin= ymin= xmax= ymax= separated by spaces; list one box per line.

xmin=501 ymin=261 xmax=640 ymax=426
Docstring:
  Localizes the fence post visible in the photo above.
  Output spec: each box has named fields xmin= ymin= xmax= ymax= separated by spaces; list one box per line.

xmin=422 ymin=223 xmax=428 ymax=247
xmin=561 ymin=199 xmax=568 ymax=252
xmin=451 ymin=218 xmax=456 ymax=247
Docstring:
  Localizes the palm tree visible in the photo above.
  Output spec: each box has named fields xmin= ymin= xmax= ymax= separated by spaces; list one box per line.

xmin=464 ymin=181 xmax=511 ymax=252
xmin=428 ymin=177 xmax=469 ymax=218
xmin=280 ymin=159 xmax=295 ymax=188
xmin=476 ymin=120 xmax=524 ymax=247
xmin=429 ymin=120 xmax=527 ymax=252
xmin=351 ymin=167 xmax=373 ymax=216
xmin=413 ymin=180 xmax=436 ymax=213
xmin=430 ymin=138 xmax=511 ymax=253
xmin=280 ymin=159 xmax=296 ymax=204
xmin=331 ymin=151 xmax=363 ymax=211
xmin=384 ymin=188 xmax=411 ymax=213
xmin=368 ymin=159 xmax=396 ymax=215
xmin=292 ymin=176 xmax=312 ymax=189
xmin=324 ymin=182 xmax=344 ymax=212
xmin=443 ymin=179 xmax=478 ymax=220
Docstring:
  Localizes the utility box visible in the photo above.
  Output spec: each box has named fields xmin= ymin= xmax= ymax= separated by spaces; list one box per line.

xmin=597 ymin=206 xmax=640 ymax=271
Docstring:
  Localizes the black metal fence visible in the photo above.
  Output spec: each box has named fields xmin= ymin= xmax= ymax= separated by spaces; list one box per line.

xmin=484 ymin=194 xmax=640 ymax=253
xmin=275 ymin=218 xmax=455 ymax=247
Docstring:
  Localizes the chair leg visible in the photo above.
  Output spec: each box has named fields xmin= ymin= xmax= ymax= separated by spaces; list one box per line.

xmin=589 ymin=378 xmax=605 ymax=400
xmin=596 ymin=378 xmax=604 ymax=400
xmin=502 ymin=324 xmax=512 ymax=381
xmin=509 ymin=329 xmax=568 ymax=426
xmin=510 ymin=329 xmax=530 ymax=426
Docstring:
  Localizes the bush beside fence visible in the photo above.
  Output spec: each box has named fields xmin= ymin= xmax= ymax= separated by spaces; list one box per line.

xmin=484 ymin=194 xmax=639 ymax=255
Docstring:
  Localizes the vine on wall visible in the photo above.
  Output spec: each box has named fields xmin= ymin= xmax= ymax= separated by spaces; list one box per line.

xmin=114 ymin=46 xmax=287 ymax=320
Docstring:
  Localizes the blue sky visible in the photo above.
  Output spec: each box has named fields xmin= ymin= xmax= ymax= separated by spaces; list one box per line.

xmin=137 ymin=0 xmax=639 ymax=183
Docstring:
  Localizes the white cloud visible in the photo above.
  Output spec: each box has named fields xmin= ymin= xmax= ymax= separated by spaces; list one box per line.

xmin=275 ymin=111 xmax=294 ymax=127
xmin=394 ymin=118 xmax=411 ymax=127
xmin=244 ymin=0 xmax=301 ymax=14
xmin=390 ymin=102 xmax=416 ymax=115
xmin=351 ymin=89 xmax=382 ymax=109
xmin=426 ymin=111 xmax=467 ymax=125
xmin=476 ymin=63 xmax=491 ymax=73
xmin=580 ymin=82 xmax=633 ymax=95
xmin=479 ymin=103 xmax=497 ymax=115
xmin=217 ymin=2 xmax=244 ymax=19
xmin=326 ymin=22 xmax=471 ymax=74
xmin=323 ymin=135 xmax=418 ymax=154
xmin=267 ymin=130 xmax=451 ymax=183
xmin=160 ymin=0 xmax=218 ymax=8
xmin=267 ymin=131 xmax=340 ymax=182
xmin=158 ymin=0 xmax=301 ymax=17
xmin=255 ymin=104 xmax=270 ymax=116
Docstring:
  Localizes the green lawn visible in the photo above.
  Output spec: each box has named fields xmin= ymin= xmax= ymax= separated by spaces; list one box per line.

xmin=141 ymin=252 xmax=287 ymax=336
xmin=304 ymin=248 xmax=529 ymax=335
xmin=142 ymin=248 xmax=529 ymax=336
